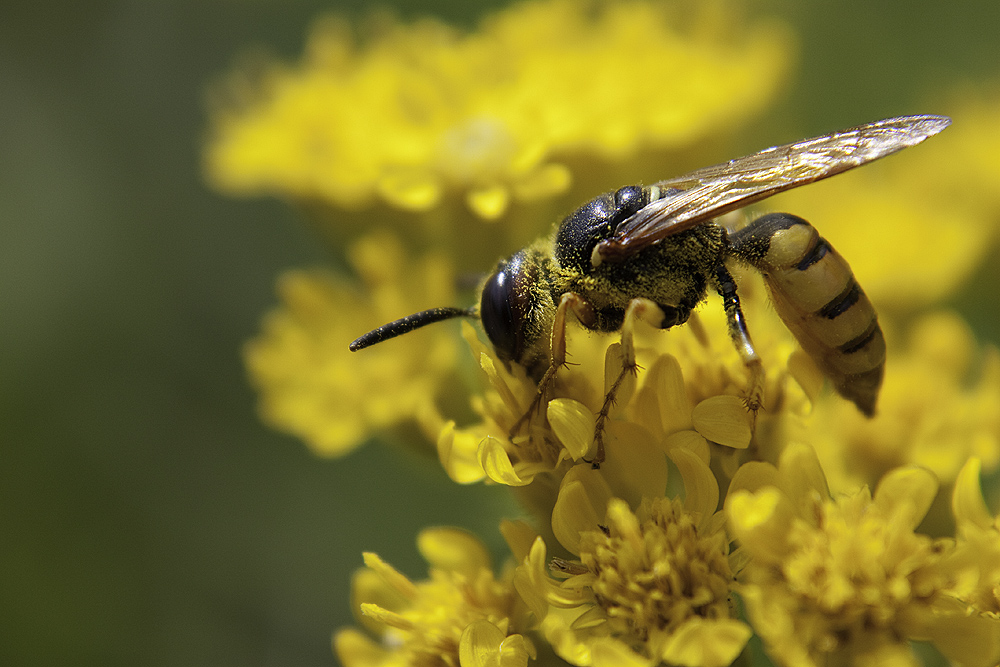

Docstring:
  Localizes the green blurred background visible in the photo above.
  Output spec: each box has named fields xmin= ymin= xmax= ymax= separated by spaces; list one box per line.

xmin=1 ymin=1 xmax=998 ymax=666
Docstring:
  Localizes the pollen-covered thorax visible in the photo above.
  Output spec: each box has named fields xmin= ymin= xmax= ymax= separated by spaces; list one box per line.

xmin=577 ymin=497 xmax=734 ymax=642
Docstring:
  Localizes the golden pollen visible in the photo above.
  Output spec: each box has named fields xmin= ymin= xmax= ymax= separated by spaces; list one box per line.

xmin=580 ymin=497 xmax=733 ymax=643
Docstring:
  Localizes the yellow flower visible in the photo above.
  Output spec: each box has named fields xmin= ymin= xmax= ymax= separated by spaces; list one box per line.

xmin=727 ymin=444 xmax=1000 ymax=667
xmin=795 ymin=310 xmax=1000 ymax=497
xmin=513 ymin=451 xmax=750 ymax=667
xmin=205 ymin=0 xmax=791 ymax=224
xmin=244 ymin=232 xmax=461 ymax=457
xmin=951 ymin=458 xmax=1000 ymax=624
xmin=334 ymin=527 xmax=535 ymax=667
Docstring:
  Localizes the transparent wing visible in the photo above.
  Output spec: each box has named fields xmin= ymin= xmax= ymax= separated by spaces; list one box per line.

xmin=595 ymin=115 xmax=950 ymax=263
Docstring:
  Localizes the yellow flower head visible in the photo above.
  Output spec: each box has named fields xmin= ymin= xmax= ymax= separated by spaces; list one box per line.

xmin=244 ymin=232 xmax=461 ymax=457
xmin=335 ymin=527 xmax=535 ymax=667
xmin=205 ymin=0 xmax=791 ymax=223
xmin=513 ymin=451 xmax=750 ymax=667
xmin=727 ymin=444 xmax=1000 ymax=667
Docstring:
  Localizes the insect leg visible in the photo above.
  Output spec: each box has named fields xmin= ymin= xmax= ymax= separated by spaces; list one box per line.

xmin=508 ymin=292 xmax=595 ymax=438
xmin=713 ymin=262 xmax=764 ymax=413
xmin=591 ymin=297 xmax=668 ymax=467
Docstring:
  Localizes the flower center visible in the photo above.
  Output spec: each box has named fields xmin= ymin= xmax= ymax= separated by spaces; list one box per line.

xmin=580 ymin=497 xmax=734 ymax=643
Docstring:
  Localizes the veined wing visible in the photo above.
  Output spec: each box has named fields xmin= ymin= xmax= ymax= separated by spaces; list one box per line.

xmin=595 ymin=115 xmax=950 ymax=263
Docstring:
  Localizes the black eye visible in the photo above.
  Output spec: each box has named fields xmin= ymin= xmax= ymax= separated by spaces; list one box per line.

xmin=480 ymin=253 xmax=527 ymax=362
xmin=614 ymin=185 xmax=646 ymax=216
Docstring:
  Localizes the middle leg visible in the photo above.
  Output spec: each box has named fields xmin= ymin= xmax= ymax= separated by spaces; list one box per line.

xmin=713 ymin=261 xmax=764 ymax=413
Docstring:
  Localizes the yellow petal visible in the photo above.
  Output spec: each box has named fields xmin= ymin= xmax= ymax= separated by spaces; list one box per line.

xmin=849 ymin=638 xmax=919 ymax=667
xmin=726 ymin=488 xmax=794 ymax=564
xmin=500 ymin=519 xmax=538 ymax=563
xmin=872 ymin=466 xmax=938 ymax=531
xmin=669 ymin=447 xmax=720 ymax=529
xmin=647 ymin=354 xmax=694 ymax=434
xmin=598 ymin=421 xmax=668 ymax=506
xmin=787 ymin=347 xmax=824 ymax=408
xmin=512 ymin=539 xmax=550 ymax=622
xmin=333 ymin=627 xmax=389 ymax=667
xmin=590 ymin=636 xmax=656 ymax=667
xmin=548 ymin=398 xmax=596 ymax=461
xmin=376 ymin=169 xmax=442 ymax=211
xmin=359 ymin=602 xmax=411 ymax=631
xmin=512 ymin=162 xmax=571 ymax=201
xmin=461 ymin=621 xmax=534 ymax=667
xmin=926 ymin=611 xmax=1000 ymax=667
xmin=776 ymin=443 xmax=829 ymax=508
xmin=417 ymin=527 xmax=491 ymax=576
xmin=568 ymin=604 xmax=608 ymax=630
xmin=953 ymin=457 xmax=994 ymax=531
xmin=727 ymin=460 xmax=780 ymax=498
xmin=438 ymin=422 xmax=488 ymax=484
xmin=466 ymin=184 xmax=511 ymax=220
xmin=479 ymin=436 xmax=533 ymax=486
xmin=691 ymin=395 xmax=752 ymax=448
xmin=552 ymin=468 xmax=613 ymax=555
xmin=460 ymin=619 xmax=506 ymax=667
xmin=350 ymin=567 xmax=410 ymax=635
xmin=498 ymin=634 xmax=536 ymax=667
xmin=361 ymin=552 xmax=417 ymax=599
xmin=659 ymin=617 xmax=753 ymax=667
xmin=661 ymin=430 xmax=711 ymax=465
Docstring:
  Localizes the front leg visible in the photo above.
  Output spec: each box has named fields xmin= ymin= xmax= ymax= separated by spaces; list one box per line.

xmin=509 ymin=292 xmax=596 ymax=438
xmin=590 ymin=297 xmax=674 ymax=467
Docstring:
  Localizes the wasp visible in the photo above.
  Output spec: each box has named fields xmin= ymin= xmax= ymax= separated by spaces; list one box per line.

xmin=351 ymin=115 xmax=950 ymax=465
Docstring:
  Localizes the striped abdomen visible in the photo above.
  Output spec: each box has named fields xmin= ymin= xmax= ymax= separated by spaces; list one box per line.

xmin=728 ymin=213 xmax=884 ymax=415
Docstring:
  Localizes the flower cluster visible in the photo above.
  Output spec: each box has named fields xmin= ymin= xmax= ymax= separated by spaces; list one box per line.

xmin=206 ymin=1 xmax=1000 ymax=665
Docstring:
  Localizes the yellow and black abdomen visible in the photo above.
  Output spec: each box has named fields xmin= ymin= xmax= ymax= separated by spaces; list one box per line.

xmin=728 ymin=213 xmax=884 ymax=416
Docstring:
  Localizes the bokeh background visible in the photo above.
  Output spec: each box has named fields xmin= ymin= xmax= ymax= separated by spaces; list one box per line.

xmin=2 ymin=1 xmax=998 ymax=666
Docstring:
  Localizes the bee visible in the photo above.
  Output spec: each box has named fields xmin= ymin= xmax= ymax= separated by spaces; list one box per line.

xmin=351 ymin=115 xmax=950 ymax=465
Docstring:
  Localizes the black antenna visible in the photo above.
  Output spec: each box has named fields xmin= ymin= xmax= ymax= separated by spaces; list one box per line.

xmin=349 ymin=307 xmax=478 ymax=351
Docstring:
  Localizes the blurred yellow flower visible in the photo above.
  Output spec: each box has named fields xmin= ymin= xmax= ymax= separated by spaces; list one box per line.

xmin=205 ymin=0 xmax=791 ymax=223
xmin=335 ymin=527 xmax=535 ymax=667
xmin=244 ymin=232 xmax=461 ymax=457
xmin=727 ymin=444 xmax=1000 ymax=667
xmin=796 ymin=310 xmax=1000 ymax=496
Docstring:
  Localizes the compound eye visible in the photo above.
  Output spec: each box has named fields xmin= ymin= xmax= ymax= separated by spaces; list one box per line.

xmin=479 ymin=258 xmax=524 ymax=363
xmin=614 ymin=185 xmax=647 ymax=218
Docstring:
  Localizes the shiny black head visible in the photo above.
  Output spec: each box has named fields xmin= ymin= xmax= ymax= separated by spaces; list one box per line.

xmin=479 ymin=250 xmax=532 ymax=364
xmin=554 ymin=185 xmax=649 ymax=272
